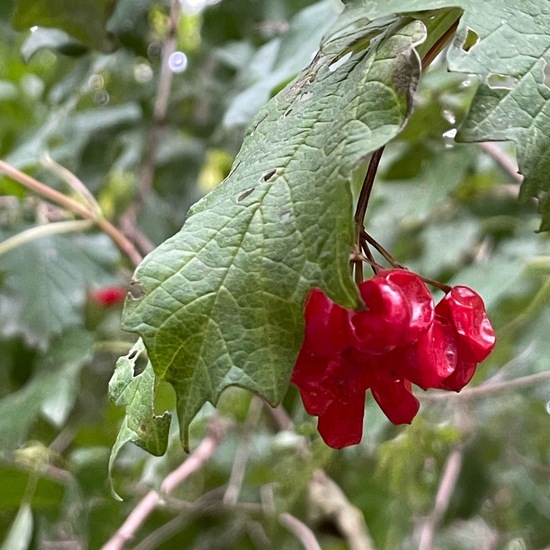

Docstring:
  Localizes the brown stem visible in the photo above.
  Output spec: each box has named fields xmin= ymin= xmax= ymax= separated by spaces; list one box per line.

xmin=0 ymin=160 xmax=142 ymax=267
xmin=362 ymin=230 xmax=405 ymax=269
xmin=354 ymin=148 xmax=384 ymax=246
xmin=421 ymin=371 xmax=550 ymax=401
xmin=418 ymin=446 xmax=463 ymax=550
xmin=351 ymin=18 xmax=460 ymax=283
xmin=421 ymin=18 xmax=459 ymax=70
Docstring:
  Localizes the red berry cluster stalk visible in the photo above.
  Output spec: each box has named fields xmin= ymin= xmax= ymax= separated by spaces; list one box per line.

xmin=291 ymin=269 xmax=496 ymax=449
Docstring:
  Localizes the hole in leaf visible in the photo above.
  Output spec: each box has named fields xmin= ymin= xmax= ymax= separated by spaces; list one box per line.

xmin=328 ymin=51 xmax=352 ymax=72
xmin=460 ymin=28 xmax=479 ymax=52
xmin=132 ymin=353 xmax=147 ymax=377
xmin=283 ymin=107 xmax=293 ymax=117
xmin=237 ymin=188 xmax=255 ymax=202
xmin=129 ymin=280 xmax=145 ymax=299
xmin=486 ymin=73 xmax=518 ymax=90
xmin=262 ymin=168 xmax=277 ymax=182
xmin=128 ymin=349 xmax=138 ymax=360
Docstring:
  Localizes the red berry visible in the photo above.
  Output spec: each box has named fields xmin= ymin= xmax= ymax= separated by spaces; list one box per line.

xmin=291 ymin=275 xmax=495 ymax=448
xmin=438 ymin=358 xmax=478 ymax=392
xmin=395 ymin=316 xmax=458 ymax=390
xmin=351 ymin=270 xmax=433 ymax=354
xmin=89 ymin=286 xmax=127 ymax=307
xmin=384 ymin=269 xmax=435 ymax=341
xmin=351 ymin=275 xmax=410 ymax=353
xmin=303 ymin=288 xmax=353 ymax=356
xmin=291 ymin=349 xmax=337 ymax=415
xmin=370 ymin=371 xmax=419 ymax=425
xmin=317 ymin=395 xmax=366 ymax=449
xmin=436 ymin=286 xmax=496 ymax=362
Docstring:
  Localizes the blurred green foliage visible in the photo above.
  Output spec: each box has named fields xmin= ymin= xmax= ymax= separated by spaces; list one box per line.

xmin=1 ymin=1 xmax=549 ymax=549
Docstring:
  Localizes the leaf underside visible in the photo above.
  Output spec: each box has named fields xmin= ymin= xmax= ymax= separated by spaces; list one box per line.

xmin=347 ymin=0 xmax=550 ymax=230
xmin=122 ymin=16 xmax=427 ymax=447
xmin=108 ymin=339 xmax=171 ymax=496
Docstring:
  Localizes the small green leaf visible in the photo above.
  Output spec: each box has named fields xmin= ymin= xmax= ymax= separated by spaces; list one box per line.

xmin=21 ymin=28 xmax=87 ymax=62
xmin=122 ymin=17 xmax=427 ymax=448
xmin=108 ymin=339 xmax=171 ymax=497
xmin=0 ymin=330 xmax=93 ymax=450
xmin=12 ymin=0 xmax=117 ymax=52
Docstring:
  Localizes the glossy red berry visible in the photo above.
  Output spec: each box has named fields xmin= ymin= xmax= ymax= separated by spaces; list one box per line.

xmin=395 ymin=316 xmax=458 ymax=390
xmin=302 ymin=288 xmax=353 ymax=356
xmin=351 ymin=270 xmax=434 ymax=354
xmin=317 ymin=395 xmax=366 ymax=449
xmin=370 ymin=371 xmax=419 ymax=425
xmin=435 ymin=286 xmax=496 ymax=363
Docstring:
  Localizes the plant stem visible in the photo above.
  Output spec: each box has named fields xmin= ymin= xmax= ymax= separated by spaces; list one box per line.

xmin=420 ymin=18 xmax=459 ymax=69
xmin=0 ymin=159 xmax=143 ymax=267
xmin=102 ymin=418 xmax=224 ymax=550
xmin=0 ymin=220 xmax=93 ymax=257
xmin=354 ymin=148 xmax=384 ymax=246
xmin=351 ymin=15 xmax=460 ymax=281
xmin=361 ymin=230 xmax=405 ymax=269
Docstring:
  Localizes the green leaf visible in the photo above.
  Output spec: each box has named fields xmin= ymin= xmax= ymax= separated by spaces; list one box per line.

xmin=0 ymin=330 xmax=93 ymax=450
xmin=21 ymin=28 xmax=87 ymax=62
xmin=340 ymin=0 xmax=550 ymax=230
xmin=122 ymin=17 xmax=427 ymax=447
xmin=108 ymin=339 xmax=171 ymax=496
xmin=223 ymin=0 xmax=339 ymax=127
xmin=11 ymin=0 xmax=117 ymax=52
xmin=0 ymin=232 xmax=119 ymax=348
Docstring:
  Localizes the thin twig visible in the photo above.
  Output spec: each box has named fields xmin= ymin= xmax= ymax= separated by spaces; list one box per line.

xmin=421 ymin=371 xmax=550 ymax=401
xmin=101 ymin=419 xmax=224 ymax=550
xmin=0 ymin=159 xmax=92 ymax=219
xmin=41 ymin=153 xmax=101 ymax=213
xmin=0 ymin=159 xmax=142 ymax=267
xmin=421 ymin=18 xmax=459 ymax=69
xmin=309 ymin=469 xmax=377 ymax=550
xmin=361 ymin=230 xmax=405 ymax=269
xmin=279 ymin=513 xmax=323 ymax=550
xmin=479 ymin=142 xmax=522 ymax=184
xmin=0 ymin=220 xmax=93 ymax=257
xmin=418 ymin=446 xmax=463 ymax=550
xmin=354 ymin=148 xmax=384 ymax=244
xmin=265 ymin=403 xmax=294 ymax=431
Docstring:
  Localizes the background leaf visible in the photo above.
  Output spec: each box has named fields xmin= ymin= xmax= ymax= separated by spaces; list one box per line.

xmin=0 ymin=330 xmax=93 ymax=450
xmin=0 ymin=232 xmax=119 ymax=348
xmin=11 ymin=0 xmax=117 ymax=52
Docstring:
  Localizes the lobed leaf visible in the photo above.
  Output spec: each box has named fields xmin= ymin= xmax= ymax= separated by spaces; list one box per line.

xmin=343 ymin=0 xmax=550 ymax=230
xmin=122 ymin=16 xmax=427 ymax=447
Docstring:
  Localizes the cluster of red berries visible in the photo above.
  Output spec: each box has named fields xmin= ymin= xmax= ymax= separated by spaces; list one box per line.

xmin=291 ymin=269 xmax=496 ymax=449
